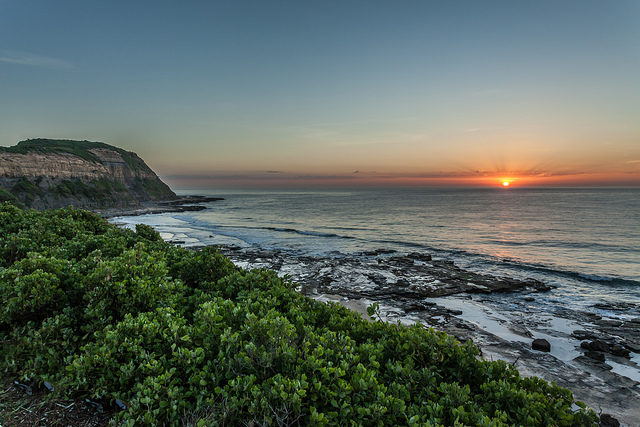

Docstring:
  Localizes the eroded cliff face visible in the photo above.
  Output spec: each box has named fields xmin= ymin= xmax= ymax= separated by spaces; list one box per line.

xmin=0 ymin=139 xmax=176 ymax=210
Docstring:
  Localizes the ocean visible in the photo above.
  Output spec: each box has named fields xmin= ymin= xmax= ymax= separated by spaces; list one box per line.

xmin=115 ymin=187 xmax=639 ymax=311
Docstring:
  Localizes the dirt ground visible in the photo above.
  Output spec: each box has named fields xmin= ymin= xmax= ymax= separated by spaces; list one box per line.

xmin=0 ymin=375 xmax=116 ymax=427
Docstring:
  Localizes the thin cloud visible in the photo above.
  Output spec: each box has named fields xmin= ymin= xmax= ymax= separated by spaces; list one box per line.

xmin=308 ymin=116 xmax=420 ymax=129
xmin=0 ymin=50 xmax=74 ymax=69
xmin=165 ymin=169 xmax=640 ymax=184
xmin=463 ymin=127 xmax=501 ymax=133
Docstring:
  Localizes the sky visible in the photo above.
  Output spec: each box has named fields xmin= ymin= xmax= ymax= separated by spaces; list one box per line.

xmin=1 ymin=0 xmax=639 ymax=188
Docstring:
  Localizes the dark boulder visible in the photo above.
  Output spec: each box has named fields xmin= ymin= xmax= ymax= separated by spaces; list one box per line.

xmin=592 ymin=340 xmax=610 ymax=353
xmin=407 ymin=252 xmax=432 ymax=262
xmin=387 ymin=256 xmax=416 ymax=267
xmin=532 ymin=338 xmax=551 ymax=352
xmin=610 ymin=345 xmax=630 ymax=358
xmin=404 ymin=302 xmax=428 ymax=313
xmin=598 ymin=319 xmax=623 ymax=328
xmin=599 ymin=413 xmax=620 ymax=427
xmin=623 ymin=342 xmax=640 ymax=353
xmin=573 ymin=330 xmax=597 ymax=340
xmin=574 ymin=355 xmax=612 ymax=370
xmin=395 ymin=278 xmax=411 ymax=287
xmin=585 ymin=351 xmax=606 ymax=362
xmin=582 ymin=340 xmax=610 ymax=353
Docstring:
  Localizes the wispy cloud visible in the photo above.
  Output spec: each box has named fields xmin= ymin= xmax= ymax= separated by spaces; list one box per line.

xmin=462 ymin=126 xmax=501 ymax=133
xmin=307 ymin=116 xmax=420 ymax=129
xmin=0 ymin=50 xmax=74 ymax=69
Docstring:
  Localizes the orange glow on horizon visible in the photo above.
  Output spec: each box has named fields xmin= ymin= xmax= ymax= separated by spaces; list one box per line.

xmin=164 ymin=171 xmax=640 ymax=189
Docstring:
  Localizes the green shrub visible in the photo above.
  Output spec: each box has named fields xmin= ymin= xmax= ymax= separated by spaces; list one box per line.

xmin=0 ymin=186 xmax=24 ymax=208
xmin=78 ymin=244 xmax=182 ymax=333
xmin=0 ymin=254 xmax=70 ymax=325
xmin=0 ymin=204 xmax=598 ymax=426
xmin=10 ymin=177 xmax=44 ymax=207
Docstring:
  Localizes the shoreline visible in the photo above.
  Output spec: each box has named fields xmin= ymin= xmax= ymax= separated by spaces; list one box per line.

xmin=96 ymin=196 xmax=223 ymax=218
xmin=107 ymin=205 xmax=639 ymax=426
xmin=212 ymin=244 xmax=640 ymax=426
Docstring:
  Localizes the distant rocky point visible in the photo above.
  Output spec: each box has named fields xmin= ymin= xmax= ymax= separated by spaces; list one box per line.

xmin=0 ymin=138 xmax=177 ymax=211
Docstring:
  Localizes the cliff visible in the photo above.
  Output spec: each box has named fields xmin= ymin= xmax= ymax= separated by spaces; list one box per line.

xmin=0 ymin=139 xmax=176 ymax=210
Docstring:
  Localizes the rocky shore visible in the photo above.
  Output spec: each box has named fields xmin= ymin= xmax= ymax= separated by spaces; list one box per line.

xmin=213 ymin=245 xmax=640 ymax=426
xmin=98 ymin=195 xmax=223 ymax=218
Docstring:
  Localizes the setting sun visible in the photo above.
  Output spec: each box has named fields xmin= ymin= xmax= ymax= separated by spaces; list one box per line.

xmin=503 ymin=181 xmax=510 ymax=187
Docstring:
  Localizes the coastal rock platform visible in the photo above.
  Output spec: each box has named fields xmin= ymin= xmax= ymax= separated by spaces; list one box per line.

xmin=216 ymin=245 xmax=640 ymax=427
xmin=220 ymin=246 xmax=552 ymax=298
xmin=99 ymin=196 xmax=223 ymax=218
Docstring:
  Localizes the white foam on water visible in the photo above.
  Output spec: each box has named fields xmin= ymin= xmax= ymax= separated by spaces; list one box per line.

xmin=110 ymin=214 xmax=249 ymax=248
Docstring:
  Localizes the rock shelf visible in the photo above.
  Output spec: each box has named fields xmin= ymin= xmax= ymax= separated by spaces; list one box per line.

xmin=217 ymin=245 xmax=640 ymax=427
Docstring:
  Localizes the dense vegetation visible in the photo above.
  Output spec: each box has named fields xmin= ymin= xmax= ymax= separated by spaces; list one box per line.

xmin=0 ymin=186 xmax=24 ymax=208
xmin=49 ymin=178 xmax=135 ymax=206
xmin=3 ymin=176 xmax=136 ymax=209
xmin=9 ymin=177 xmax=45 ymax=208
xmin=0 ymin=204 xmax=598 ymax=426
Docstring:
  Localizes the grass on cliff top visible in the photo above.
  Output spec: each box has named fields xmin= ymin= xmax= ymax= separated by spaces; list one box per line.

xmin=0 ymin=139 xmax=153 ymax=173
xmin=0 ymin=203 xmax=598 ymax=426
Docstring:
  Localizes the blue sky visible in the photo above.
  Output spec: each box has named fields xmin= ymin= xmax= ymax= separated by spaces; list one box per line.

xmin=1 ymin=1 xmax=639 ymax=187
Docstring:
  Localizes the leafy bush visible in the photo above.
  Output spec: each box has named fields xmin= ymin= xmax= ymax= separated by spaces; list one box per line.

xmin=0 ymin=203 xmax=598 ymax=426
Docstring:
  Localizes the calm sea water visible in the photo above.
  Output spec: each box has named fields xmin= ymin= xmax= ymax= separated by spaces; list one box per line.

xmin=115 ymin=188 xmax=640 ymax=314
